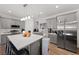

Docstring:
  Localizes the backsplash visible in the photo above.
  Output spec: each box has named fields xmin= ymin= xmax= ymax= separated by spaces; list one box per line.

xmin=0 ymin=29 xmax=21 ymax=33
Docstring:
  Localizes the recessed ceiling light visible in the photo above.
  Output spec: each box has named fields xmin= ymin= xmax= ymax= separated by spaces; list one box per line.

xmin=28 ymin=16 xmax=31 ymax=19
xmin=40 ymin=12 xmax=43 ymax=14
xmin=59 ymin=20 xmax=61 ymax=23
xmin=25 ymin=16 xmax=28 ymax=19
xmin=31 ymin=16 xmax=33 ymax=17
xmin=20 ymin=17 xmax=26 ymax=21
xmin=56 ymin=5 xmax=59 ymax=8
xmin=8 ymin=10 xmax=12 ymax=13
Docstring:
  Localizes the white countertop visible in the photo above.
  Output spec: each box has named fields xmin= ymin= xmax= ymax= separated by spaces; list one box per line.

xmin=7 ymin=34 xmax=43 ymax=50
xmin=48 ymin=33 xmax=57 ymax=35
xmin=0 ymin=32 xmax=11 ymax=35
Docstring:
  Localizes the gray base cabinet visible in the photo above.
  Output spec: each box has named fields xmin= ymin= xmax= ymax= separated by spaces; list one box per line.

xmin=29 ymin=40 xmax=41 ymax=55
xmin=1 ymin=34 xmax=12 ymax=45
xmin=48 ymin=33 xmax=57 ymax=44
xmin=1 ymin=35 xmax=7 ymax=45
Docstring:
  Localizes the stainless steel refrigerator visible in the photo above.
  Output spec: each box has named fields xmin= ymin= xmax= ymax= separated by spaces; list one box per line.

xmin=57 ymin=12 xmax=77 ymax=52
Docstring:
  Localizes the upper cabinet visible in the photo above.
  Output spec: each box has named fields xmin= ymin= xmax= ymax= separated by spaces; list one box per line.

xmin=65 ymin=12 xmax=77 ymax=23
xmin=0 ymin=18 xmax=25 ymax=29
xmin=47 ymin=17 xmax=57 ymax=30
xmin=57 ymin=12 xmax=77 ymax=30
xmin=57 ymin=15 xmax=65 ymax=25
xmin=0 ymin=18 xmax=13 ymax=29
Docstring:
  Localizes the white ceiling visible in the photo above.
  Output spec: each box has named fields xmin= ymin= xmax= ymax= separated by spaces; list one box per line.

xmin=0 ymin=4 xmax=79 ymax=20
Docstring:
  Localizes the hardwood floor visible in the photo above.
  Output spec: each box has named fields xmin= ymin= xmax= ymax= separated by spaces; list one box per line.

xmin=48 ymin=43 xmax=78 ymax=55
xmin=0 ymin=45 xmax=5 ymax=55
xmin=0 ymin=43 xmax=78 ymax=55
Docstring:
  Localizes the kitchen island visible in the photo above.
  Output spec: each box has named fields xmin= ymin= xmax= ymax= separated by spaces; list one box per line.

xmin=6 ymin=34 xmax=43 ymax=55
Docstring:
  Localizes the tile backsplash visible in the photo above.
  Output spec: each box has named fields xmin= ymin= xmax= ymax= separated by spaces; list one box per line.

xmin=0 ymin=29 xmax=21 ymax=33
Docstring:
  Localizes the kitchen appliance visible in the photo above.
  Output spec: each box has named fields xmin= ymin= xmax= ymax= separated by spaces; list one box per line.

xmin=64 ymin=30 xmax=77 ymax=52
xmin=57 ymin=30 xmax=77 ymax=52
xmin=10 ymin=30 xmax=20 ymax=34
xmin=57 ymin=30 xmax=65 ymax=48
xmin=57 ymin=12 xmax=77 ymax=52
xmin=11 ymin=25 xmax=20 ymax=29
xmin=10 ymin=25 xmax=20 ymax=34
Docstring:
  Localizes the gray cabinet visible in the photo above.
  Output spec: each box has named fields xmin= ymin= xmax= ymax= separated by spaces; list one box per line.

xmin=57 ymin=12 xmax=77 ymax=30
xmin=12 ymin=20 xmax=25 ymax=29
xmin=65 ymin=13 xmax=77 ymax=30
xmin=48 ymin=33 xmax=57 ymax=44
xmin=0 ymin=18 xmax=14 ymax=29
xmin=30 ymin=40 xmax=41 ymax=55
xmin=0 ymin=18 xmax=25 ymax=29
xmin=57 ymin=15 xmax=65 ymax=30
xmin=1 ymin=34 xmax=11 ymax=45
xmin=1 ymin=35 xmax=7 ymax=45
xmin=47 ymin=17 xmax=57 ymax=29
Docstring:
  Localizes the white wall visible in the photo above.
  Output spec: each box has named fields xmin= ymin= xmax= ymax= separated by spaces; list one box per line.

xmin=38 ymin=19 xmax=47 ymax=32
xmin=38 ymin=19 xmax=46 ymax=23
xmin=25 ymin=19 xmax=34 ymax=33
xmin=0 ymin=12 xmax=19 ymax=20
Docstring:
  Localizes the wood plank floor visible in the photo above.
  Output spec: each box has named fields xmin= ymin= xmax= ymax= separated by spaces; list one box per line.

xmin=0 ymin=43 xmax=78 ymax=55
xmin=48 ymin=43 xmax=78 ymax=55
xmin=0 ymin=46 xmax=5 ymax=55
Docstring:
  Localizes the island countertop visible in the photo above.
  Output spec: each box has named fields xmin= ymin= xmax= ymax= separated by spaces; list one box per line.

xmin=7 ymin=34 xmax=43 ymax=50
